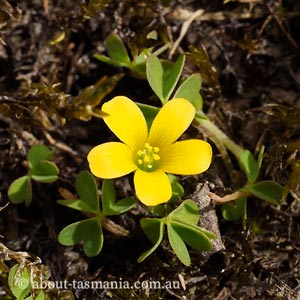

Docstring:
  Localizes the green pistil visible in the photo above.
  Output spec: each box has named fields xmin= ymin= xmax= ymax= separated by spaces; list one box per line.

xmin=137 ymin=143 xmax=160 ymax=172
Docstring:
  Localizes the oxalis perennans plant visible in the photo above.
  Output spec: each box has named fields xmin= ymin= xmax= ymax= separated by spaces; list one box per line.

xmin=7 ymin=33 xmax=284 ymax=269
xmin=8 ymin=144 xmax=59 ymax=206
xmin=87 ymin=33 xmax=284 ymax=263
xmin=87 ymin=52 xmax=217 ymax=265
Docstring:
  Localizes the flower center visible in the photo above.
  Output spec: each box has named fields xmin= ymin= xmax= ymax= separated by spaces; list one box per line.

xmin=136 ymin=143 xmax=160 ymax=172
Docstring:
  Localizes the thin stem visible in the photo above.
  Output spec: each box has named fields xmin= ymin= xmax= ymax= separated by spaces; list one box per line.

xmin=209 ymin=191 xmax=251 ymax=203
xmin=195 ymin=113 xmax=244 ymax=160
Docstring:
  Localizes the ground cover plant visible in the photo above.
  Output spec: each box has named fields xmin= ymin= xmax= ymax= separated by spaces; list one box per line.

xmin=0 ymin=0 xmax=300 ymax=299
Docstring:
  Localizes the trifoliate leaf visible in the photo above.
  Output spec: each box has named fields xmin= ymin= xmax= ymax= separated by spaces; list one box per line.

xmin=146 ymin=55 xmax=186 ymax=104
xmin=30 ymin=161 xmax=59 ymax=183
xmin=27 ymin=144 xmax=53 ymax=169
xmin=58 ymin=218 xmax=103 ymax=257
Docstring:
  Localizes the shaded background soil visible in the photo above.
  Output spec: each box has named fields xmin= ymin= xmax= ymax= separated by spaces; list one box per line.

xmin=0 ymin=0 xmax=300 ymax=299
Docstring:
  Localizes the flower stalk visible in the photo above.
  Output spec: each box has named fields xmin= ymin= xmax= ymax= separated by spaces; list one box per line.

xmin=195 ymin=112 xmax=244 ymax=161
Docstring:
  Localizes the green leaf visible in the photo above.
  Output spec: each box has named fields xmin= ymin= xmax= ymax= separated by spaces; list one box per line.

xmin=106 ymin=197 xmax=136 ymax=216
xmin=176 ymin=222 xmax=216 ymax=239
xmin=168 ymin=174 xmax=184 ymax=201
xmin=221 ymin=197 xmax=247 ymax=221
xmin=106 ymin=33 xmax=131 ymax=66
xmin=76 ymin=171 xmax=99 ymax=212
xmin=147 ymin=55 xmax=164 ymax=103
xmin=58 ymin=218 xmax=103 ymax=257
xmin=239 ymin=150 xmax=259 ymax=183
xmin=163 ymin=54 xmax=185 ymax=101
xmin=167 ymin=224 xmax=190 ymax=266
xmin=140 ymin=218 xmax=163 ymax=244
xmin=57 ymin=199 xmax=97 ymax=214
xmin=93 ymin=54 xmax=126 ymax=67
xmin=101 ymin=179 xmax=115 ymax=213
xmin=248 ymin=181 xmax=283 ymax=205
xmin=8 ymin=264 xmax=31 ymax=299
xmin=173 ymin=74 xmax=203 ymax=110
xmin=137 ymin=102 xmax=159 ymax=129
xmin=102 ymin=180 xmax=136 ymax=215
xmin=8 ymin=176 xmax=32 ymax=205
xmin=149 ymin=202 xmax=174 ymax=217
xmin=27 ymin=144 xmax=53 ymax=169
xmin=30 ymin=161 xmax=59 ymax=183
xmin=138 ymin=218 xmax=164 ymax=263
xmin=169 ymin=199 xmax=199 ymax=225
xmin=170 ymin=221 xmax=214 ymax=251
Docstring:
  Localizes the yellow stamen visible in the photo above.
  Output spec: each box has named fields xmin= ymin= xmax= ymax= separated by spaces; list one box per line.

xmin=153 ymin=154 xmax=160 ymax=160
xmin=136 ymin=143 xmax=160 ymax=172
xmin=145 ymin=143 xmax=151 ymax=150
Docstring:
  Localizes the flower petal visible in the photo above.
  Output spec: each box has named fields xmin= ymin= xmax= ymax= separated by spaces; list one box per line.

xmin=148 ymin=98 xmax=195 ymax=148
xmin=88 ymin=142 xmax=137 ymax=178
xmin=134 ymin=169 xmax=172 ymax=206
xmin=102 ymin=96 xmax=148 ymax=152
xmin=160 ymin=140 xmax=212 ymax=175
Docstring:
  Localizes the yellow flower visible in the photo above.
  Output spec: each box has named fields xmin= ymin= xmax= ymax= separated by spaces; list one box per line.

xmin=88 ymin=96 xmax=212 ymax=206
